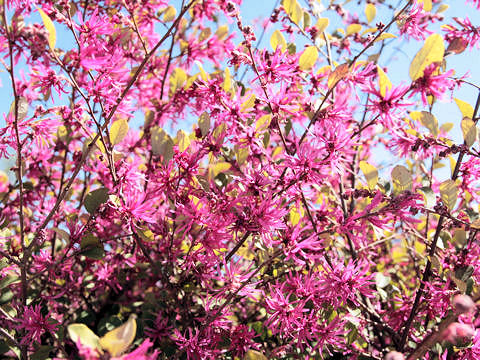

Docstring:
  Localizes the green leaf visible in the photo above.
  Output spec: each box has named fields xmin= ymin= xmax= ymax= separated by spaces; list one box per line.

xmin=359 ymin=161 xmax=378 ymax=190
xmin=109 ymin=118 xmax=129 ymax=146
xmin=67 ymin=323 xmax=102 ymax=353
xmin=31 ymin=345 xmax=55 ymax=360
xmin=37 ymin=8 xmax=56 ymax=49
xmin=80 ymin=234 xmax=104 ymax=260
xmin=299 ymin=46 xmax=318 ymax=71
xmin=461 ymin=117 xmax=477 ymax=147
xmin=439 ymin=179 xmax=458 ymax=211
xmin=84 ymin=187 xmax=109 ymax=214
xmin=391 ymin=165 xmax=412 ymax=194
xmin=409 ymin=34 xmax=445 ymax=80
xmin=0 ymin=275 xmax=20 ymax=290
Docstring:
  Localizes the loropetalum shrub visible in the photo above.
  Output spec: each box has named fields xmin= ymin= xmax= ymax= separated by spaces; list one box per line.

xmin=1 ymin=0 xmax=480 ymax=359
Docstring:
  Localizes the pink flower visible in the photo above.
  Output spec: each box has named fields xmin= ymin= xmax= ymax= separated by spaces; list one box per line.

xmin=15 ymin=304 xmax=58 ymax=345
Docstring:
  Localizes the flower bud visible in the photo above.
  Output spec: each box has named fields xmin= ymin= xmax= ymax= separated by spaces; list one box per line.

xmin=452 ymin=294 xmax=475 ymax=314
xmin=384 ymin=351 xmax=405 ymax=360
xmin=442 ymin=322 xmax=475 ymax=346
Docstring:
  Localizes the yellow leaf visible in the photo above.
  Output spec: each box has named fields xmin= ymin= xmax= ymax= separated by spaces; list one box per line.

xmin=169 ymin=68 xmax=187 ymax=95
xmin=235 ymin=146 xmax=249 ymax=165
xmin=210 ymin=162 xmax=231 ymax=177
xmin=291 ymin=2 xmax=302 ymax=25
xmin=365 ymin=3 xmax=376 ymax=23
xmin=256 ymin=114 xmax=272 ymax=133
xmin=223 ymin=67 xmax=232 ymax=93
xmin=418 ymin=0 xmax=432 ymax=11
xmin=461 ymin=117 xmax=477 ymax=147
xmin=391 ymin=165 xmax=412 ymax=194
xmin=99 ymin=315 xmax=137 ymax=357
xmin=109 ymin=118 xmax=129 ymax=145
xmin=440 ymin=122 xmax=454 ymax=132
xmin=409 ymin=34 xmax=445 ymax=80
xmin=67 ymin=323 xmax=102 ymax=353
xmin=327 ymin=63 xmax=350 ymax=89
xmin=198 ymin=112 xmax=211 ymax=137
xmin=244 ymin=350 xmax=268 ymax=360
xmin=316 ymin=18 xmax=329 ymax=34
xmin=374 ymin=33 xmax=397 ymax=42
xmin=346 ymin=23 xmax=362 ymax=36
xmin=241 ymin=94 xmax=256 ymax=112
xmin=359 ymin=161 xmax=378 ymax=190
xmin=38 ymin=8 xmax=56 ymax=49
xmin=163 ymin=5 xmax=177 ymax=22
xmin=151 ymin=126 xmax=174 ymax=162
xmin=215 ymin=25 xmax=229 ymax=40
xmin=439 ymin=179 xmax=458 ymax=211
xmin=270 ymin=29 xmax=287 ymax=51
xmin=454 ymin=98 xmax=474 ymax=118
xmin=177 ymin=130 xmax=191 ymax=152
xmin=199 ymin=27 xmax=211 ymax=41
xmin=377 ymin=66 xmax=392 ymax=98
xmin=299 ymin=46 xmax=318 ymax=71
xmin=194 ymin=60 xmax=209 ymax=81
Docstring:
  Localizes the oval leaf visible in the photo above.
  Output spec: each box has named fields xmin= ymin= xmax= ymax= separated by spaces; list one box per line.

xmin=359 ymin=161 xmax=378 ymax=190
xmin=38 ymin=8 xmax=56 ymax=49
xmin=270 ymin=29 xmax=287 ymax=51
xmin=110 ymin=118 xmax=129 ymax=146
xmin=365 ymin=3 xmax=376 ymax=23
xmin=67 ymin=324 xmax=101 ymax=352
xmin=461 ymin=117 xmax=477 ymax=147
xmin=299 ymin=46 xmax=318 ymax=71
xmin=455 ymin=98 xmax=474 ymax=119
xmin=84 ymin=187 xmax=109 ymax=214
xmin=439 ymin=179 xmax=458 ymax=211
xmin=391 ymin=165 xmax=412 ymax=194
xmin=409 ymin=33 xmax=445 ymax=80
xmin=377 ymin=66 xmax=392 ymax=98
xmin=327 ymin=63 xmax=350 ymax=89
xmin=244 ymin=350 xmax=268 ymax=360
xmin=99 ymin=315 xmax=137 ymax=357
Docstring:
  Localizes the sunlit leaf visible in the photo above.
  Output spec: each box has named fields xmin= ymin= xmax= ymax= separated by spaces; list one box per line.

xmin=299 ymin=46 xmax=318 ymax=71
xmin=439 ymin=179 xmax=458 ymax=211
xmin=169 ymin=68 xmax=187 ymax=95
xmin=391 ymin=165 xmax=412 ymax=194
xmin=244 ymin=350 xmax=268 ymax=360
xmin=409 ymin=34 xmax=445 ymax=80
xmin=163 ymin=5 xmax=176 ymax=22
xmin=210 ymin=162 xmax=231 ymax=178
xmin=316 ymin=18 xmax=329 ymax=33
xmin=418 ymin=186 xmax=435 ymax=208
xmin=270 ymin=30 xmax=287 ymax=51
xmin=410 ymin=111 xmax=438 ymax=136
xmin=359 ymin=161 xmax=378 ymax=190
xmin=177 ymin=129 xmax=191 ymax=152
xmin=365 ymin=3 xmax=376 ymax=23
xmin=461 ymin=117 xmax=477 ymax=147
xmin=255 ymin=114 xmax=272 ymax=133
xmin=419 ymin=0 xmax=432 ymax=11
xmin=327 ymin=63 xmax=349 ymax=89
xmin=346 ymin=23 xmax=362 ymax=36
xmin=455 ymin=98 xmax=474 ymax=119
xmin=38 ymin=8 xmax=56 ymax=49
xmin=67 ymin=324 xmax=102 ymax=353
xmin=109 ymin=118 xmax=129 ymax=146
xmin=151 ymin=126 xmax=174 ymax=163
xmin=198 ymin=112 xmax=210 ymax=137
xmin=99 ymin=315 xmax=137 ymax=357
xmin=374 ymin=33 xmax=397 ymax=42
xmin=377 ymin=66 xmax=391 ymax=98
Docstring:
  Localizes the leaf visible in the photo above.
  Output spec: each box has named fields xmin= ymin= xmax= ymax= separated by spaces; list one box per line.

xmin=270 ymin=30 xmax=287 ymax=51
xmin=151 ymin=126 xmax=174 ymax=163
xmin=223 ymin=67 xmax=232 ymax=93
xmin=440 ymin=122 xmax=454 ymax=132
xmin=461 ymin=117 xmax=477 ymax=147
xmin=17 ymin=97 xmax=28 ymax=121
xmin=99 ymin=315 xmax=137 ymax=357
xmin=163 ymin=5 xmax=176 ymax=22
xmin=84 ymin=187 xmax=109 ymax=214
xmin=377 ymin=66 xmax=391 ymax=98
xmin=299 ymin=46 xmax=318 ymax=71
xmin=418 ymin=186 xmax=435 ymax=208
xmin=210 ymin=162 xmax=231 ymax=178
xmin=109 ymin=118 xmax=129 ymax=145
xmin=439 ymin=179 xmax=458 ymax=211
xmin=391 ymin=165 xmax=412 ymax=194
xmin=455 ymin=98 xmax=474 ymax=119
xmin=241 ymin=94 xmax=256 ymax=112
xmin=177 ymin=130 xmax=191 ymax=152
xmin=31 ymin=346 xmax=55 ymax=360
xmin=80 ymin=234 xmax=105 ymax=260
xmin=409 ymin=34 xmax=445 ymax=80
xmin=365 ymin=3 xmax=376 ymax=23
xmin=244 ymin=350 xmax=268 ymax=360
xmin=215 ymin=25 xmax=229 ymax=40
xmin=419 ymin=0 xmax=432 ymax=11
xmin=255 ymin=114 xmax=272 ymax=133
xmin=169 ymin=68 xmax=187 ymax=95
xmin=359 ymin=161 xmax=378 ymax=190
xmin=316 ymin=18 xmax=329 ymax=33
xmin=67 ymin=323 xmax=102 ymax=353
xmin=198 ymin=112 xmax=210 ymax=137
xmin=374 ymin=33 xmax=397 ymax=42
xmin=346 ymin=23 xmax=362 ymax=36
xmin=327 ymin=63 xmax=349 ymax=89
xmin=447 ymin=38 xmax=467 ymax=55
xmin=410 ymin=111 xmax=438 ymax=136
xmin=37 ymin=8 xmax=56 ymax=49
xmin=235 ymin=146 xmax=249 ymax=166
